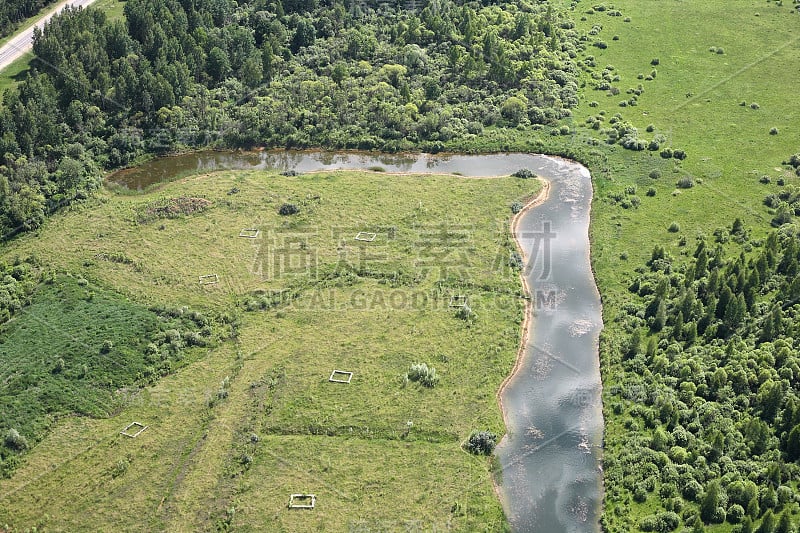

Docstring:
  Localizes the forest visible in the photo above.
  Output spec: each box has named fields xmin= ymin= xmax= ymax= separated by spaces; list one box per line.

xmin=0 ymin=0 xmax=56 ymax=38
xmin=601 ymin=221 xmax=800 ymax=532
xmin=0 ymin=0 xmax=581 ymax=238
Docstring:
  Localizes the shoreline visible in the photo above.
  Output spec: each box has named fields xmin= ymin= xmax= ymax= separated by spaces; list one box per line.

xmin=489 ymin=176 xmax=551 ymax=508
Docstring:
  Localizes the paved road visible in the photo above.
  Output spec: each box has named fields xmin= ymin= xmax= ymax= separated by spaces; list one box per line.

xmin=0 ymin=0 xmax=98 ymax=73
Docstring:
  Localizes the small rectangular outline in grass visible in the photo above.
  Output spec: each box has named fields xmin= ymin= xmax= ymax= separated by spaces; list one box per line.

xmin=238 ymin=228 xmax=260 ymax=238
xmin=120 ymin=422 xmax=148 ymax=438
xmin=198 ymin=274 xmax=219 ymax=285
xmin=354 ymin=232 xmax=377 ymax=242
xmin=449 ymin=295 xmax=469 ymax=308
xmin=288 ymin=494 xmax=316 ymax=509
xmin=328 ymin=370 xmax=353 ymax=384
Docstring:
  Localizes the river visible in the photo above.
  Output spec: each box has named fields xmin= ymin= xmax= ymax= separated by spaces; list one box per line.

xmin=109 ymin=150 xmax=604 ymax=533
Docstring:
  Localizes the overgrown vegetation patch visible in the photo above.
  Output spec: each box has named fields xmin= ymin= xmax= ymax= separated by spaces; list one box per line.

xmin=136 ymin=197 xmax=212 ymax=223
xmin=0 ymin=275 xmax=219 ymax=477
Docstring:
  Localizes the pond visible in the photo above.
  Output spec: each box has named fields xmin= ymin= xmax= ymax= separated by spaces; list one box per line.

xmin=109 ymin=150 xmax=604 ymax=533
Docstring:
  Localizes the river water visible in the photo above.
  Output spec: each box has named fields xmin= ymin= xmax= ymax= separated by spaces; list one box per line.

xmin=109 ymin=150 xmax=604 ymax=532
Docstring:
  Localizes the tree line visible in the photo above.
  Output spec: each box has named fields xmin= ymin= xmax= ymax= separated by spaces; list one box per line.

xmin=0 ymin=0 xmax=583 ymax=238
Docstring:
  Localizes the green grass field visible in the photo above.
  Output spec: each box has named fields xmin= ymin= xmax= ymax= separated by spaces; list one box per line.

xmin=0 ymin=169 xmax=540 ymax=531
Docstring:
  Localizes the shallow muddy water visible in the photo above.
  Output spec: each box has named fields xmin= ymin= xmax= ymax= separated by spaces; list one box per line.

xmin=109 ymin=151 xmax=604 ymax=532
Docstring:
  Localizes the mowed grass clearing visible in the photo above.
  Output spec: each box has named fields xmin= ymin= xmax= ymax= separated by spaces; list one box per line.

xmin=0 ymin=169 xmax=540 ymax=531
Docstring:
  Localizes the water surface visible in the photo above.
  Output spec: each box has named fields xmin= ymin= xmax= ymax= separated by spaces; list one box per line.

xmin=109 ymin=151 xmax=604 ymax=532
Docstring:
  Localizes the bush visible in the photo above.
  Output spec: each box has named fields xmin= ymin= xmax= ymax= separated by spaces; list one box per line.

xmin=511 ymin=201 xmax=523 ymax=214
xmin=749 ymin=102 xmax=760 ymax=109
xmin=639 ymin=511 xmax=680 ymax=532
xmin=727 ymin=503 xmax=745 ymax=523
xmin=769 ymin=127 xmax=779 ymax=135
xmin=647 ymin=187 xmax=657 ymax=197
xmin=101 ymin=340 xmax=113 ymax=353
xmin=184 ymin=331 xmax=206 ymax=347
xmin=465 ymin=430 xmax=497 ymax=455
xmin=4 ymin=428 xmax=28 ymax=450
xmin=668 ymin=222 xmax=681 ymax=233
xmin=407 ymin=362 xmax=439 ymax=387
xmin=649 ymin=169 xmax=662 ymax=179
xmin=513 ymin=168 xmax=535 ymax=179
xmin=676 ymin=177 xmax=694 ymax=189
xmin=455 ymin=303 xmax=476 ymax=322
xmin=651 ymin=58 xmax=660 ymax=65
xmin=278 ymin=203 xmax=299 ymax=215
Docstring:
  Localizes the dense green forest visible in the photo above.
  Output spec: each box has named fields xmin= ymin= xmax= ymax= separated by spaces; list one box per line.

xmin=0 ymin=0 xmax=57 ymax=38
xmin=0 ymin=0 xmax=582 ymax=237
xmin=602 ymin=222 xmax=800 ymax=532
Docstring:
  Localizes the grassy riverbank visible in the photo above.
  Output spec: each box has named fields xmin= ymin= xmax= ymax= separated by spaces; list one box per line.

xmin=0 ymin=169 xmax=540 ymax=531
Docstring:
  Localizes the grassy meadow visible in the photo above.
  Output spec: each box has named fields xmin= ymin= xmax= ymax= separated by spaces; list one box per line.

xmin=0 ymin=169 xmax=540 ymax=531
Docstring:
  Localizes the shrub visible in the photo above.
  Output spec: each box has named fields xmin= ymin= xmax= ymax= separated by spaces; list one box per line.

xmin=668 ymin=222 xmax=681 ymax=233
xmin=465 ymin=430 xmax=497 ymax=455
xmin=594 ymin=41 xmax=608 ymax=49
xmin=639 ymin=511 xmax=680 ymax=532
xmin=53 ymin=358 xmax=66 ymax=373
xmin=727 ymin=504 xmax=745 ymax=523
xmin=278 ymin=203 xmax=299 ymax=215
xmin=101 ymin=340 xmax=113 ymax=353
xmin=660 ymin=148 xmax=673 ymax=159
xmin=759 ymin=175 xmax=771 ymax=184
xmin=510 ymin=201 xmax=523 ymax=214
xmin=676 ymin=177 xmax=694 ymax=189
xmin=649 ymin=169 xmax=662 ymax=179
xmin=455 ymin=303 xmax=476 ymax=322
xmin=111 ymin=458 xmax=129 ymax=478
xmin=407 ymin=362 xmax=439 ymax=387
xmin=672 ymin=149 xmax=687 ymax=160
xmin=509 ymin=251 xmax=523 ymax=269
xmin=750 ymin=102 xmax=760 ymax=109
xmin=184 ymin=331 xmax=206 ymax=347
xmin=769 ymin=127 xmax=779 ymax=135
xmin=513 ymin=168 xmax=535 ymax=179
xmin=4 ymin=429 xmax=28 ymax=450
xmin=651 ymin=58 xmax=660 ymax=65
xmin=647 ymin=187 xmax=657 ymax=197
